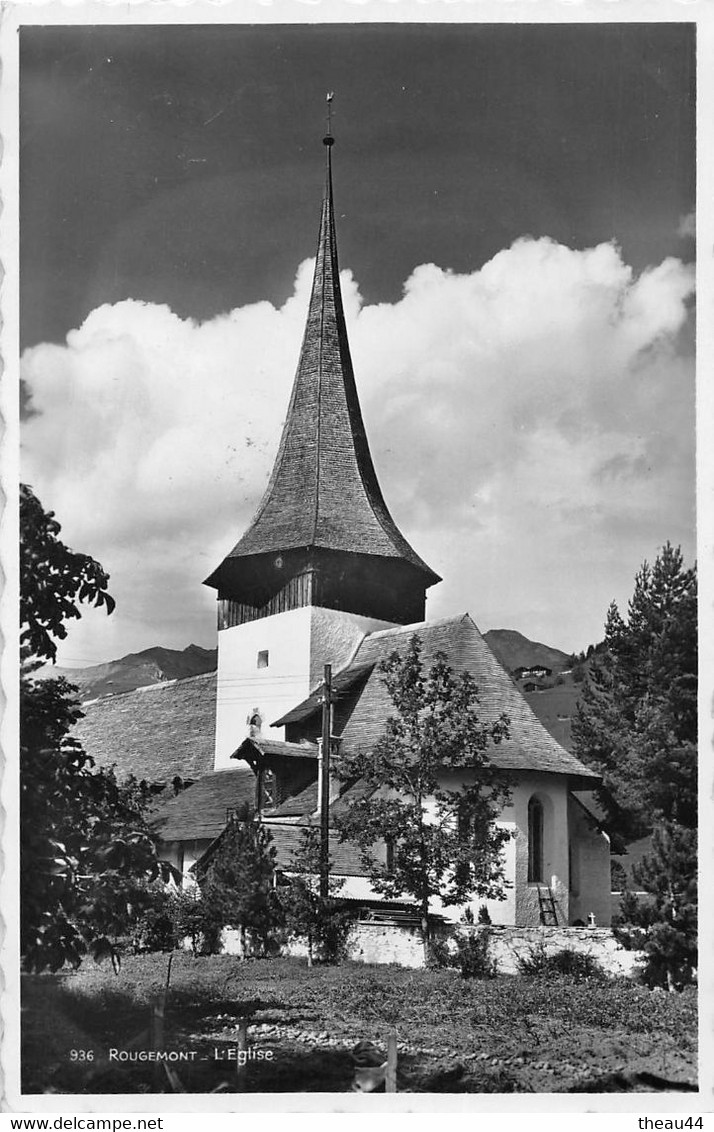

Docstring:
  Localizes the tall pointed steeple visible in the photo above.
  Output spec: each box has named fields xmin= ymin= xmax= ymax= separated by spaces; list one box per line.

xmin=205 ymin=128 xmax=440 ymax=627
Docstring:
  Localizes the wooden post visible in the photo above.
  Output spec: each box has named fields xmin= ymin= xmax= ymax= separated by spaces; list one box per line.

xmin=235 ymin=1019 xmax=248 ymax=1092
xmin=152 ymin=953 xmax=172 ymax=1090
xmin=386 ymin=1032 xmax=398 ymax=1093
xmin=320 ymin=663 xmax=332 ymax=899
xmin=152 ymin=997 xmax=165 ymax=1090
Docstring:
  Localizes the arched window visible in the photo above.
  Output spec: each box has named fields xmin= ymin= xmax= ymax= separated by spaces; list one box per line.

xmin=528 ymin=797 xmax=544 ymax=883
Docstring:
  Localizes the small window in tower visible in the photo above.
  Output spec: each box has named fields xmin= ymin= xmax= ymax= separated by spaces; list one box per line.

xmin=257 ymin=650 xmax=269 ymax=669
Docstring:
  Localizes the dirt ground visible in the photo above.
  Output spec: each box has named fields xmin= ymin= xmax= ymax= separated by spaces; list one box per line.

xmin=20 ymin=962 xmax=697 ymax=1096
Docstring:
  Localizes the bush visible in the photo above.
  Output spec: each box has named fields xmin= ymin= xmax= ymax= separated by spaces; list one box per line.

xmin=168 ymin=886 xmax=223 ymax=956
xmin=516 ymin=943 xmax=604 ymax=981
xmin=125 ymin=881 xmax=175 ymax=953
xmin=426 ymin=935 xmax=452 ymax=969
xmin=316 ymin=902 xmax=355 ymax=964
xmin=610 ymin=859 xmax=628 ymax=891
xmin=454 ymin=929 xmax=497 ymax=979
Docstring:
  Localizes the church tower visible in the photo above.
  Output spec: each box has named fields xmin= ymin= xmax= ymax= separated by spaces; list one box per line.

xmin=205 ymin=129 xmax=440 ymax=767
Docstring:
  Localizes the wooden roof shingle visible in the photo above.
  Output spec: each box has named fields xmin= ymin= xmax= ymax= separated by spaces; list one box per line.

xmin=284 ymin=615 xmax=599 ymax=785
xmin=274 ymin=662 xmax=374 ymax=727
xmin=267 ymin=777 xmax=374 ymax=820
xmin=344 ymin=615 xmax=599 ymax=782
xmin=264 ymin=821 xmax=378 ymax=878
xmin=152 ymin=767 xmax=257 ymax=842
xmin=74 ymin=672 xmax=217 ymax=784
xmin=204 ymin=139 xmax=439 ymax=592
xmin=233 ymin=737 xmax=319 ymax=762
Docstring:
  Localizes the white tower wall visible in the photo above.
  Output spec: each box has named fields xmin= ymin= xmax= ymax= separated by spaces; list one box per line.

xmin=214 ymin=606 xmax=397 ymax=769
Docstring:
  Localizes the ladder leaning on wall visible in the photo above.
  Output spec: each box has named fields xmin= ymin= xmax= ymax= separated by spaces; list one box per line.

xmin=537 ymin=884 xmax=559 ymax=926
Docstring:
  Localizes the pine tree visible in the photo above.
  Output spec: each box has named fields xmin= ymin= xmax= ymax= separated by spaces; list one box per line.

xmin=573 ymin=543 xmax=696 ymax=839
xmin=278 ymin=825 xmax=351 ymax=966
xmin=613 ymin=823 xmax=697 ymax=989
xmin=336 ymin=635 xmax=511 ymax=963
xmin=200 ymin=805 xmax=282 ymax=957
xmin=574 ymin=544 xmax=697 ymax=988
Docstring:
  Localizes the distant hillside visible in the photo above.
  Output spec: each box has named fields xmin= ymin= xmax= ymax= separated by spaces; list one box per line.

xmin=484 ymin=629 xmax=600 ymax=752
xmin=521 ymin=684 xmax=582 ymax=751
xmin=37 ymin=644 xmax=217 ymax=701
xmin=483 ymin=629 xmax=573 ymax=674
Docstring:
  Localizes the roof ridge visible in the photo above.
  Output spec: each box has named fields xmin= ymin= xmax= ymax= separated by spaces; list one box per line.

xmin=82 ymin=669 xmax=216 ymax=705
xmin=360 ymin=612 xmax=479 ymax=644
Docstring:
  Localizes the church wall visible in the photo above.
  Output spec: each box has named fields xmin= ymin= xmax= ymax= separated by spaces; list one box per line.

xmin=161 ymin=840 xmax=182 ymax=878
xmin=428 ymin=770 xmax=572 ymax=927
xmin=350 ymin=768 xmax=600 ymax=928
xmin=511 ymin=774 xmax=571 ymax=927
xmin=568 ymin=795 xmax=612 ymax=927
xmin=182 ymin=839 xmax=212 ymax=884
xmin=308 ymin=607 xmax=397 ymax=689
xmin=452 ymin=821 xmax=518 ymax=925
xmin=161 ymin=838 xmax=212 ymax=888
xmin=328 ymin=772 xmax=609 ymax=928
xmin=422 ymin=820 xmax=517 ymax=926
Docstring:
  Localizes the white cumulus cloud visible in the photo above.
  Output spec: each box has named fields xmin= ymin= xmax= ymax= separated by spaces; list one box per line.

xmin=21 ymin=237 xmax=695 ymax=664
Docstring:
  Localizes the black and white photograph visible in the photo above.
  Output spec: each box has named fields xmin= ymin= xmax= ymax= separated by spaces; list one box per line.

xmin=4 ymin=5 xmax=706 ymax=1112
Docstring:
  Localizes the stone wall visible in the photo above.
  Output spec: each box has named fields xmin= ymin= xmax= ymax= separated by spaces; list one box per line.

xmin=457 ymin=925 xmax=642 ymax=978
xmin=343 ymin=922 xmax=642 ymax=977
xmin=346 ymin=921 xmax=425 ymax=968
xmin=221 ymin=920 xmax=641 ymax=976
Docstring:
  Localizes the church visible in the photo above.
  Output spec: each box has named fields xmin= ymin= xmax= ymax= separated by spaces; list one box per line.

xmin=77 ymin=130 xmax=612 ymax=935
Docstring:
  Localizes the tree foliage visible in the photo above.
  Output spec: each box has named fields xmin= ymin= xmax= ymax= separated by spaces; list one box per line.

xmin=21 ymin=674 xmax=173 ymax=972
xmin=614 ymin=823 xmax=697 ymax=989
xmin=21 ymin=483 xmax=115 ymax=665
xmin=20 ymin=485 xmax=173 ymax=972
xmin=198 ymin=805 xmax=283 ymax=957
xmin=278 ymin=825 xmax=352 ymax=966
xmin=336 ymin=635 xmax=512 ymax=958
xmin=167 ymin=885 xmax=224 ymax=956
xmin=573 ymin=544 xmax=697 ymax=989
xmin=572 ymin=543 xmax=696 ymax=840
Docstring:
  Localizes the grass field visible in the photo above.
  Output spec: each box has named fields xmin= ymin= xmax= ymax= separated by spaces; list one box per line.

xmin=21 ymin=954 xmax=697 ymax=1095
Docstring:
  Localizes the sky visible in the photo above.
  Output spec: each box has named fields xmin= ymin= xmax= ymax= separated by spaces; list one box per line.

xmin=19 ymin=21 xmax=696 ymax=665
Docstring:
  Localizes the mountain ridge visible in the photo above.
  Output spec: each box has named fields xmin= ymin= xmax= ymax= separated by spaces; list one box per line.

xmin=482 ymin=629 xmax=573 ymax=674
xmin=37 ymin=644 xmax=218 ymax=701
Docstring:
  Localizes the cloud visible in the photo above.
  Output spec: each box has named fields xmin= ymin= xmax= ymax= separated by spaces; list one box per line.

xmin=21 ymin=238 xmax=695 ymax=663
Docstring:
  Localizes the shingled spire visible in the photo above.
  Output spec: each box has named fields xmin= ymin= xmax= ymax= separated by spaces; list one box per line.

xmin=205 ymin=128 xmax=440 ymax=627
